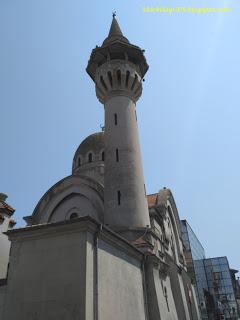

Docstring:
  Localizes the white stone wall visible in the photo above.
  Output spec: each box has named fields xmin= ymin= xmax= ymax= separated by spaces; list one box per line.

xmin=2 ymin=221 xmax=147 ymax=320
xmin=98 ymin=239 xmax=146 ymax=320
xmin=0 ymin=214 xmax=11 ymax=279
xmin=2 ymin=227 xmax=88 ymax=320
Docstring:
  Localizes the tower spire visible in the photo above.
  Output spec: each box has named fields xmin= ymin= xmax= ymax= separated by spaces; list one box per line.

xmin=108 ymin=13 xmax=122 ymax=37
xmin=102 ymin=15 xmax=129 ymax=46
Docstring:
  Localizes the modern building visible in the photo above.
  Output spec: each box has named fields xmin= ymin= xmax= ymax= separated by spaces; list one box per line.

xmin=181 ymin=220 xmax=209 ymax=319
xmin=0 ymin=16 xmax=201 ymax=320
xmin=181 ymin=220 xmax=239 ymax=320
xmin=232 ymin=277 xmax=240 ymax=316
xmin=203 ymin=257 xmax=239 ymax=320
xmin=0 ymin=193 xmax=16 ymax=279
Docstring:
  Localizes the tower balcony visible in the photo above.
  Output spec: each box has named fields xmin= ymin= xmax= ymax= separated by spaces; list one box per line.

xmin=95 ymin=60 xmax=143 ymax=104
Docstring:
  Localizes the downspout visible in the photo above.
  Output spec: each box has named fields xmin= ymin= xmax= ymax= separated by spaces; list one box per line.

xmin=94 ymin=224 xmax=102 ymax=320
xmin=142 ymin=254 xmax=150 ymax=320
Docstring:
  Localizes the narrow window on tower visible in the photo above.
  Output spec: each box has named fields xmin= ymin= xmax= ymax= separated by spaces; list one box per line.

xmin=114 ymin=113 xmax=118 ymax=125
xmin=135 ymin=110 xmax=138 ymax=122
xmin=101 ymin=151 xmax=105 ymax=161
xmin=116 ymin=148 xmax=119 ymax=162
xmin=117 ymin=191 xmax=121 ymax=205
xmin=88 ymin=153 xmax=93 ymax=163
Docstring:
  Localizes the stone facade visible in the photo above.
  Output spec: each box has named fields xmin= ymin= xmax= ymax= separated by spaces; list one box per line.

xmin=0 ymin=16 xmax=201 ymax=320
xmin=0 ymin=194 xmax=15 ymax=280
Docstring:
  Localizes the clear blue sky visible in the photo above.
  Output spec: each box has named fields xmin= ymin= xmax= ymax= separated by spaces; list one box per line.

xmin=1 ymin=0 xmax=239 ymax=272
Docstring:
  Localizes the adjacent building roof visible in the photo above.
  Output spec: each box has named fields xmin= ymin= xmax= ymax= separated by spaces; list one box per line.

xmin=147 ymin=193 xmax=158 ymax=207
xmin=0 ymin=194 xmax=15 ymax=216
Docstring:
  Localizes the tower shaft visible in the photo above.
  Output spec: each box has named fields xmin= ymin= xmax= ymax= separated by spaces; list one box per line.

xmin=104 ymin=95 xmax=149 ymax=227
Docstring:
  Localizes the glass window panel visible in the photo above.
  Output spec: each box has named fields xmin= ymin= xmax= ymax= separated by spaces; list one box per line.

xmin=222 ymin=271 xmax=230 ymax=279
xmin=220 ymin=264 xmax=228 ymax=271
xmin=223 ymin=279 xmax=232 ymax=286
xmin=218 ymin=257 xmax=227 ymax=265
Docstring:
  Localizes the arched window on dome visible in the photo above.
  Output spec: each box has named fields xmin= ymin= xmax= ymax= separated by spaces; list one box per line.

xmin=69 ymin=212 xmax=78 ymax=220
xmin=78 ymin=157 xmax=81 ymax=167
xmin=88 ymin=153 xmax=93 ymax=163
xmin=101 ymin=151 xmax=105 ymax=161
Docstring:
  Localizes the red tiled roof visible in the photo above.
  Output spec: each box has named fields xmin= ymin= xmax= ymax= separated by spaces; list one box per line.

xmin=147 ymin=193 xmax=158 ymax=207
xmin=0 ymin=201 xmax=15 ymax=213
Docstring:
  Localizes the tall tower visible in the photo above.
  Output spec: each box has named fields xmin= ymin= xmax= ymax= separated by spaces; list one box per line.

xmin=87 ymin=15 xmax=150 ymax=231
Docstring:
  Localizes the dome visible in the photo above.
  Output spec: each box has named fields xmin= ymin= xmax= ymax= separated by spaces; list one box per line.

xmin=72 ymin=132 xmax=105 ymax=177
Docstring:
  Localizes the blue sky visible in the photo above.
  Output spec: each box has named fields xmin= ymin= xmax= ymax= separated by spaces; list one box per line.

xmin=1 ymin=0 xmax=239 ymax=271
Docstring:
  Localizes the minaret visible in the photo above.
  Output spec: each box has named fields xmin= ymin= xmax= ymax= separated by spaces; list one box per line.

xmin=86 ymin=15 xmax=150 ymax=231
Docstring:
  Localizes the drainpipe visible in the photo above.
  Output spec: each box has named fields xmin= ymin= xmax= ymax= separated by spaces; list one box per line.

xmin=94 ymin=224 xmax=102 ymax=320
xmin=142 ymin=254 xmax=150 ymax=320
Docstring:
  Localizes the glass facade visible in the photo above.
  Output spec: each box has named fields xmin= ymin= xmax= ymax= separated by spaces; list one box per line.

xmin=181 ymin=220 xmax=209 ymax=319
xmin=181 ymin=220 xmax=239 ymax=320
xmin=203 ymin=257 xmax=238 ymax=320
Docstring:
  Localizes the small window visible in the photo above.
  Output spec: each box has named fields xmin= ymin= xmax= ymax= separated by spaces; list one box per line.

xmin=88 ymin=153 xmax=93 ymax=163
xmin=78 ymin=157 xmax=81 ymax=167
xmin=117 ymin=191 xmax=121 ymax=205
xmin=114 ymin=113 xmax=118 ymax=125
xmin=116 ymin=149 xmax=119 ymax=162
xmin=101 ymin=151 xmax=105 ymax=161
xmin=70 ymin=213 xmax=78 ymax=220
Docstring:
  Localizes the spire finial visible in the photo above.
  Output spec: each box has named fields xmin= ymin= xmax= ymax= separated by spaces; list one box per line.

xmin=112 ymin=11 xmax=116 ymax=18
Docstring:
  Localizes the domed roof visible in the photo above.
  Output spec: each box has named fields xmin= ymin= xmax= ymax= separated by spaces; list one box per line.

xmin=72 ymin=132 xmax=105 ymax=173
xmin=75 ymin=132 xmax=104 ymax=156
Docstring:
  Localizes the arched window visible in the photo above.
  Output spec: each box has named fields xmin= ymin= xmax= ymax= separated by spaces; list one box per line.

xmin=101 ymin=151 xmax=105 ymax=161
xmin=88 ymin=153 xmax=93 ymax=163
xmin=70 ymin=213 xmax=78 ymax=220
xmin=78 ymin=157 xmax=81 ymax=167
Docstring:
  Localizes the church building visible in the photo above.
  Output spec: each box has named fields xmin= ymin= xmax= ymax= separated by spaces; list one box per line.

xmin=0 ymin=16 xmax=201 ymax=320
